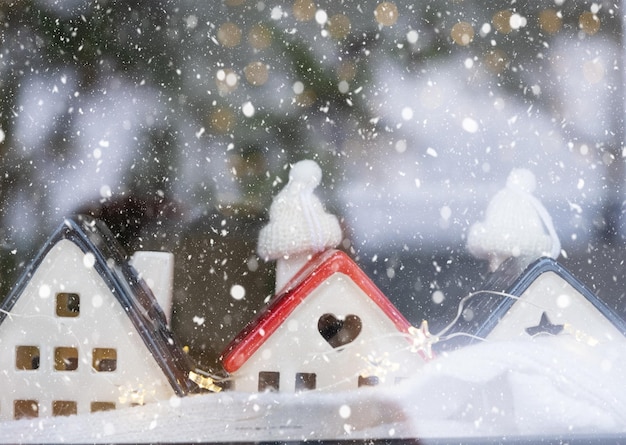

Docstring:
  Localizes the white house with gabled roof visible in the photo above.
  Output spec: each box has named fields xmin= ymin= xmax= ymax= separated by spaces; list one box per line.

xmin=0 ymin=215 xmax=195 ymax=420
xmin=222 ymin=249 xmax=429 ymax=392
xmin=222 ymin=160 xmax=430 ymax=392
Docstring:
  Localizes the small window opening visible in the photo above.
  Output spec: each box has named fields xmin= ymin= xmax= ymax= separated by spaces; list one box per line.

xmin=54 ymin=347 xmax=78 ymax=371
xmin=16 ymin=346 xmax=40 ymax=370
xmin=258 ymin=371 xmax=280 ymax=392
xmin=14 ymin=400 xmax=38 ymax=419
xmin=92 ymin=348 xmax=117 ymax=372
xmin=358 ymin=375 xmax=379 ymax=387
xmin=295 ymin=372 xmax=316 ymax=391
xmin=56 ymin=293 xmax=80 ymax=317
xmin=91 ymin=401 xmax=115 ymax=413
xmin=317 ymin=313 xmax=362 ymax=349
xmin=52 ymin=400 xmax=77 ymax=417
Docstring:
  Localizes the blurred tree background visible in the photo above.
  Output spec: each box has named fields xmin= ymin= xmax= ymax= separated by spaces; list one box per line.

xmin=0 ymin=0 xmax=623 ymax=372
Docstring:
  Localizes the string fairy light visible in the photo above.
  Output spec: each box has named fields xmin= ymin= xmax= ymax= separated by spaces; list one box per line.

xmin=189 ymin=370 xmax=224 ymax=393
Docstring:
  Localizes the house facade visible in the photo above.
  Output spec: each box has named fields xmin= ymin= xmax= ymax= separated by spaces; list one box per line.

xmin=437 ymin=257 xmax=626 ymax=351
xmin=222 ymin=249 xmax=428 ymax=392
xmin=0 ymin=216 xmax=194 ymax=420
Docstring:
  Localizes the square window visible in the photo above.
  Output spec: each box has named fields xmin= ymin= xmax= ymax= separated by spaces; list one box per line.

xmin=92 ymin=348 xmax=117 ymax=372
xmin=56 ymin=293 xmax=80 ymax=317
xmin=258 ymin=371 xmax=280 ymax=392
xmin=15 ymin=346 xmax=40 ymax=370
xmin=295 ymin=372 xmax=316 ymax=391
xmin=91 ymin=401 xmax=115 ymax=413
xmin=14 ymin=400 xmax=38 ymax=419
xmin=358 ymin=375 xmax=379 ymax=387
xmin=52 ymin=400 xmax=77 ymax=417
xmin=54 ymin=347 xmax=78 ymax=371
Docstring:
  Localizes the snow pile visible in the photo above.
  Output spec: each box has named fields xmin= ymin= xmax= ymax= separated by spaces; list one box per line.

xmin=2 ymin=336 xmax=625 ymax=443
xmin=397 ymin=336 xmax=626 ymax=437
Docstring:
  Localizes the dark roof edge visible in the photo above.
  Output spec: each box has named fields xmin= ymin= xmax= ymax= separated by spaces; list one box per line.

xmin=0 ymin=215 xmax=196 ymax=396
xmin=492 ymin=257 xmax=625 ymax=338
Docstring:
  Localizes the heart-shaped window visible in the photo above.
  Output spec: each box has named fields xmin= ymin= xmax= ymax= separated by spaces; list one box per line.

xmin=317 ymin=313 xmax=362 ymax=349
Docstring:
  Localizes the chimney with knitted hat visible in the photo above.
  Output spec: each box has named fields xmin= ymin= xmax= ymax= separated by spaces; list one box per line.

xmin=466 ymin=168 xmax=561 ymax=272
xmin=258 ymin=160 xmax=343 ymax=293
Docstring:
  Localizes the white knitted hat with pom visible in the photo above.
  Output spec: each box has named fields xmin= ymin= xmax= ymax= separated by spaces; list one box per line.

xmin=467 ymin=168 xmax=561 ymax=271
xmin=258 ymin=160 xmax=342 ymax=261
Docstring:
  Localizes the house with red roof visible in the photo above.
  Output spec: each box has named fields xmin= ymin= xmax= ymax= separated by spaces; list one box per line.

xmin=221 ymin=249 xmax=429 ymax=392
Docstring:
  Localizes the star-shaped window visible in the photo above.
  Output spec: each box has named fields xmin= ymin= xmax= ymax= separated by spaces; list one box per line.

xmin=525 ymin=312 xmax=564 ymax=336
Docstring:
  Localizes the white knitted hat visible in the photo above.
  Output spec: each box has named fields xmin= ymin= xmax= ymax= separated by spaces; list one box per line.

xmin=467 ymin=169 xmax=561 ymax=271
xmin=258 ymin=160 xmax=342 ymax=261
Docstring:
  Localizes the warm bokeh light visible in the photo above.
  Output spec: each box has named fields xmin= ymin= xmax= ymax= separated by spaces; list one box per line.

xmin=244 ymin=61 xmax=269 ymax=86
xmin=484 ymin=49 xmax=507 ymax=73
xmin=579 ymin=11 xmax=600 ymax=35
xmin=492 ymin=10 xmax=513 ymax=34
xmin=538 ymin=9 xmax=562 ymax=34
xmin=293 ymin=0 xmax=316 ymax=22
xmin=374 ymin=2 xmax=398 ymax=27
xmin=328 ymin=14 xmax=351 ymax=40
xmin=451 ymin=21 xmax=474 ymax=46
xmin=296 ymin=89 xmax=316 ymax=107
xmin=248 ymin=24 xmax=272 ymax=50
xmin=337 ymin=61 xmax=356 ymax=82
xmin=209 ymin=107 xmax=236 ymax=133
xmin=217 ymin=22 xmax=242 ymax=47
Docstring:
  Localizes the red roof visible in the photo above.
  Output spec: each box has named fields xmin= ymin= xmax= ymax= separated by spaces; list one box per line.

xmin=221 ymin=249 xmax=415 ymax=373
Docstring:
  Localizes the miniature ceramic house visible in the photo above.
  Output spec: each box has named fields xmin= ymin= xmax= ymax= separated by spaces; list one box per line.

xmin=221 ymin=249 xmax=428 ymax=393
xmin=0 ymin=215 xmax=195 ymax=420
xmin=436 ymin=256 xmax=626 ymax=351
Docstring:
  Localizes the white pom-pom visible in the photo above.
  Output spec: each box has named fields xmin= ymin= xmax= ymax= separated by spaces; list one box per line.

xmin=506 ymin=168 xmax=536 ymax=193
xmin=288 ymin=160 xmax=322 ymax=189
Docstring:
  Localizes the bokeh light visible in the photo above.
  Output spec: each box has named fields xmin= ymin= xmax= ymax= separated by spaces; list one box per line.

xmin=374 ymin=2 xmax=399 ymax=27
xmin=337 ymin=61 xmax=357 ymax=82
xmin=328 ymin=14 xmax=351 ymax=40
xmin=217 ymin=22 xmax=242 ymax=48
xmin=538 ymin=9 xmax=562 ymax=34
xmin=579 ymin=11 xmax=600 ymax=35
xmin=293 ymin=0 xmax=316 ymax=22
xmin=451 ymin=22 xmax=474 ymax=46
xmin=244 ymin=61 xmax=269 ymax=86
xmin=248 ymin=24 xmax=272 ymax=50
xmin=484 ymin=49 xmax=507 ymax=73
xmin=492 ymin=10 xmax=513 ymax=34
xmin=209 ymin=107 xmax=236 ymax=133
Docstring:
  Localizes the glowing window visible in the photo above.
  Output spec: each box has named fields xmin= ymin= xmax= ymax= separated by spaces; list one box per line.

xmin=15 ymin=346 xmax=40 ymax=370
xmin=52 ymin=400 xmax=77 ymax=417
xmin=54 ymin=347 xmax=78 ymax=371
xmin=56 ymin=293 xmax=80 ymax=317
xmin=92 ymin=348 xmax=117 ymax=372
xmin=91 ymin=401 xmax=115 ymax=413
xmin=14 ymin=400 xmax=38 ymax=419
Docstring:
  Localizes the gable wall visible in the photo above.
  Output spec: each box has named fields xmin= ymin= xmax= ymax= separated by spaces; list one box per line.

xmin=0 ymin=240 xmax=175 ymax=420
xmin=231 ymin=273 xmax=425 ymax=392
xmin=488 ymin=271 xmax=625 ymax=344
